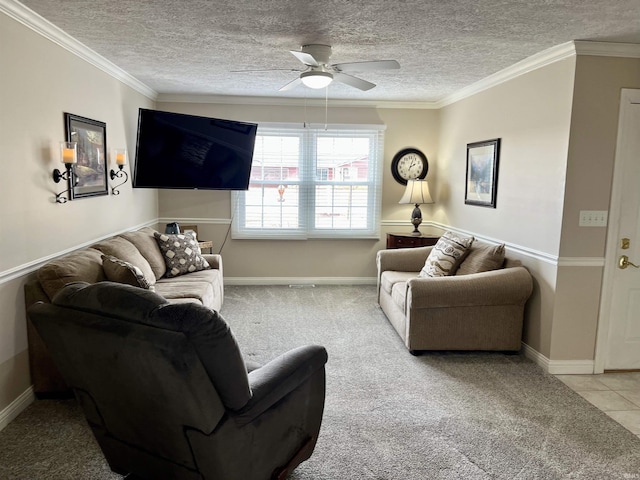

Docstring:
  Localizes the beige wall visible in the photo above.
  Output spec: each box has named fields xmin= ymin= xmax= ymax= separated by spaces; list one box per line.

xmin=551 ymin=56 xmax=640 ymax=360
xmin=0 ymin=13 xmax=156 ymax=413
xmin=437 ymin=58 xmax=577 ymax=357
xmin=2 ymin=4 xmax=639 ymax=418
xmin=156 ymin=101 xmax=440 ymax=279
xmin=438 ymin=58 xmax=576 ymax=254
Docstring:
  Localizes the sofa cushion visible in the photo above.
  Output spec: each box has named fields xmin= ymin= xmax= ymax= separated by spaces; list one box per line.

xmin=102 ymin=255 xmax=153 ymax=290
xmin=456 ymin=242 xmax=505 ymax=275
xmin=120 ymin=227 xmax=167 ymax=280
xmin=419 ymin=231 xmax=474 ymax=277
xmin=154 ymin=232 xmax=210 ymax=278
xmin=380 ymin=271 xmax=418 ymax=295
xmin=153 ymin=281 xmax=214 ymax=307
xmin=391 ymin=281 xmax=408 ymax=312
xmin=92 ymin=237 xmax=156 ymax=286
xmin=155 ymin=268 xmax=220 ymax=284
xmin=37 ymin=248 xmax=106 ymax=300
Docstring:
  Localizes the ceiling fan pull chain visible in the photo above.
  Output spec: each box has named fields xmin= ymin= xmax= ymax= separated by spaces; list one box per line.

xmin=325 ymin=86 xmax=328 ymax=130
xmin=304 ymin=95 xmax=308 ymax=128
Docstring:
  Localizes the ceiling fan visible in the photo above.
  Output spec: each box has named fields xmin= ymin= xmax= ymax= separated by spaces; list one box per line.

xmin=278 ymin=44 xmax=400 ymax=92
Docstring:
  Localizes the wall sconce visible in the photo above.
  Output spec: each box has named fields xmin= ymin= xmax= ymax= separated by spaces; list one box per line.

xmin=53 ymin=141 xmax=77 ymax=203
xmin=110 ymin=149 xmax=129 ymax=195
xmin=399 ymin=179 xmax=434 ymax=236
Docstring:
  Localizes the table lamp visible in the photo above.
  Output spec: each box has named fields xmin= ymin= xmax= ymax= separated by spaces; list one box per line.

xmin=399 ymin=179 xmax=434 ymax=236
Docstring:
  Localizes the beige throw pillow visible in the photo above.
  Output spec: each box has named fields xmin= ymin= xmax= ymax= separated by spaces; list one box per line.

xmin=102 ymin=255 xmax=152 ymax=289
xmin=154 ymin=232 xmax=210 ymax=278
xmin=419 ymin=231 xmax=474 ymax=277
xmin=456 ymin=243 xmax=506 ymax=275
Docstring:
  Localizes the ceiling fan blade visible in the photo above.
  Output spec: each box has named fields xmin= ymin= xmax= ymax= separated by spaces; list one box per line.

xmin=231 ymin=68 xmax=301 ymax=73
xmin=289 ymin=50 xmax=319 ymax=67
xmin=279 ymin=77 xmax=302 ymax=91
xmin=333 ymin=60 xmax=400 ymax=72
xmin=333 ymin=72 xmax=375 ymax=91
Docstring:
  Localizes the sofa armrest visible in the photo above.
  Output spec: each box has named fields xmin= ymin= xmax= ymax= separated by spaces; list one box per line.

xmin=230 ymin=345 xmax=328 ymax=427
xmin=202 ymin=254 xmax=223 ymax=273
xmin=377 ymin=246 xmax=433 ymax=276
xmin=407 ymin=266 xmax=533 ymax=308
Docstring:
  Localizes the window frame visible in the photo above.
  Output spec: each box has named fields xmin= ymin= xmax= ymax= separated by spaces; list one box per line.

xmin=232 ymin=123 xmax=385 ymax=240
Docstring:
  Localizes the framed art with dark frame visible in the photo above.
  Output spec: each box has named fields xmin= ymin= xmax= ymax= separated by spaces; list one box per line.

xmin=64 ymin=113 xmax=108 ymax=200
xmin=464 ymin=138 xmax=500 ymax=208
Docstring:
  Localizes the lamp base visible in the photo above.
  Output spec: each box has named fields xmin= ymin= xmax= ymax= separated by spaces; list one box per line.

xmin=410 ymin=204 xmax=422 ymax=236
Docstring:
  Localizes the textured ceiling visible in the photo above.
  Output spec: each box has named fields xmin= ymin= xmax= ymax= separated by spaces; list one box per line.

xmin=18 ymin=0 xmax=640 ymax=102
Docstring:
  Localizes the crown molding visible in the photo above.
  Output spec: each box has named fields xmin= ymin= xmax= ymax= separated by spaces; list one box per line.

xmin=435 ymin=41 xmax=578 ymax=108
xmin=435 ymin=41 xmax=640 ymax=108
xmin=156 ymin=93 xmax=439 ymax=109
xmin=0 ymin=0 xmax=157 ymax=100
xmin=4 ymin=0 xmax=639 ymax=109
xmin=574 ymin=40 xmax=640 ymax=58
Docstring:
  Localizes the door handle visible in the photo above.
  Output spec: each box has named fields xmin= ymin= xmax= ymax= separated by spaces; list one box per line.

xmin=618 ymin=255 xmax=640 ymax=269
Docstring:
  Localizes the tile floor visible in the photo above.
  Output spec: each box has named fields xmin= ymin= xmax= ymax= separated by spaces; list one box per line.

xmin=555 ymin=372 xmax=640 ymax=439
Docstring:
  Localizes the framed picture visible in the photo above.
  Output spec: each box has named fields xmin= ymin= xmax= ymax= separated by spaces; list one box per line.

xmin=64 ymin=113 xmax=108 ymax=200
xmin=464 ymin=138 xmax=500 ymax=208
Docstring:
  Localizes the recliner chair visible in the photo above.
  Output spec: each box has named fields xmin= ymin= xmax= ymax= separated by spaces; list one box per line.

xmin=28 ymin=281 xmax=328 ymax=480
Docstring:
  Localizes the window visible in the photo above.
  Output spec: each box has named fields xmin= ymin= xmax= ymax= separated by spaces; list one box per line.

xmin=232 ymin=124 xmax=385 ymax=239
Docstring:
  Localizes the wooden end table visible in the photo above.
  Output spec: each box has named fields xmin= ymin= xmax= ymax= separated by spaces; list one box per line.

xmin=386 ymin=233 xmax=439 ymax=249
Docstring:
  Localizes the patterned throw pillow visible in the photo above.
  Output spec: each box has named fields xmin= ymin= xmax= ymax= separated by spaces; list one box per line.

xmin=154 ymin=232 xmax=210 ymax=278
xmin=101 ymin=255 xmax=152 ymax=289
xmin=419 ymin=231 xmax=474 ymax=277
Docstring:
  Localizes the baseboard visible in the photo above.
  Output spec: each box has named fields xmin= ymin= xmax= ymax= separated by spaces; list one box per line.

xmin=522 ymin=343 xmax=595 ymax=374
xmin=225 ymin=277 xmax=377 ymax=286
xmin=0 ymin=386 xmax=35 ymax=432
xmin=547 ymin=360 xmax=596 ymax=375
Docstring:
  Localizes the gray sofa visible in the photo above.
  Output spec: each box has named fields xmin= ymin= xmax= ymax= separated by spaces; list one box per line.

xmin=377 ymin=240 xmax=533 ymax=353
xmin=24 ymin=226 xmax=224 ymax=396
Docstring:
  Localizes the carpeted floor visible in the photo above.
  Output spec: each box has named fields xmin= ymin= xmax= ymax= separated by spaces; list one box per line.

xmin=1 ymin=285 xmax=639 ymax=479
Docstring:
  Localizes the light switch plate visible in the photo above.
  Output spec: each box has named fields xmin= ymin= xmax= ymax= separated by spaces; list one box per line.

xmin=579 ymin=210 xmax=608 ymax=227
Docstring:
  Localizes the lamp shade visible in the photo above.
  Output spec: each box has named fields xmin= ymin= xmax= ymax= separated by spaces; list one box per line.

xmin=399 ymin=179 xmax=434 ymax=205
xmin=300 ymin=71 xmax=333 ymax=89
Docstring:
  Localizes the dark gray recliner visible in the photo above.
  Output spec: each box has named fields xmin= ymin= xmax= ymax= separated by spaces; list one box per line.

xmin=27 ymin=282 xmax=328 ymax=480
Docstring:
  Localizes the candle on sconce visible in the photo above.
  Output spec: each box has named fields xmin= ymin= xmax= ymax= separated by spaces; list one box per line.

xmin=109 ymin=148 xmax=130 ymax=195
xmin=115 ymin=149 xmax=127 ymax=166
xmin=60 ymin=141 xmax=77 ymax=164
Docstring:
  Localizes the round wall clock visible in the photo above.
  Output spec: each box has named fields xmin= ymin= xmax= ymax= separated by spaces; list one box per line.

xmin=391 ymin=148 xmax=429 ymax=185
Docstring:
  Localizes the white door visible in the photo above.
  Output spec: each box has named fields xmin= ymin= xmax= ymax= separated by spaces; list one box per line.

xmin=598 ymin=89 xmax=640 ymax=371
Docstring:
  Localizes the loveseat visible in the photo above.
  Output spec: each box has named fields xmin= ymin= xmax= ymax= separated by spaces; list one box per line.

xmin=24 ymin=226 xmax=224 ymax=396
xmin=377 ymin=233 xmax=533 ymax=354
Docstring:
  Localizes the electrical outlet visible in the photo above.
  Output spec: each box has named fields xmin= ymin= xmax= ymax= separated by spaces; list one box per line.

xmin=579 ymin=210 xmax=608 ymax=227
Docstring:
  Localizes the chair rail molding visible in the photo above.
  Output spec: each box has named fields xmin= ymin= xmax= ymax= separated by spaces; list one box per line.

xmin=157 ymin=217 xmax=232 ymax=225
xmin=0 ymin=219 xmax=158 ymax=285
xmin=383 ymin=220 xmax=560 ymax=266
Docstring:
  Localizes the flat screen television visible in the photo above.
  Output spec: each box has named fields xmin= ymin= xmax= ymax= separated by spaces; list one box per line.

xmin=133 ymin=109 xmax=257 ymax=190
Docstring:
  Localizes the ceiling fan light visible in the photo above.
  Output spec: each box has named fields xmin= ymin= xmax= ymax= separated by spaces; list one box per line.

xmin=300 ymin=71 xmax=333 ymax=89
